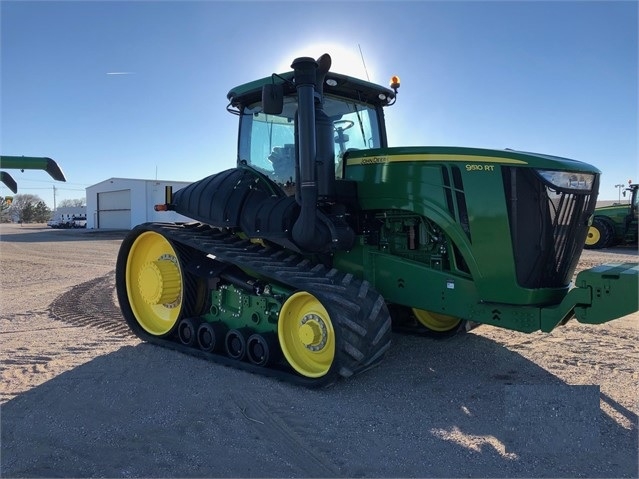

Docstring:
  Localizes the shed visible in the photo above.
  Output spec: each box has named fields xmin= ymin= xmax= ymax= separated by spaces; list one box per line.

xmin=86 ymin=178 xmax=193 ymax=229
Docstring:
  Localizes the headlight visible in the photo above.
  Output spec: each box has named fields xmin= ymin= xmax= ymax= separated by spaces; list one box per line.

xmin=536 ymin=169 xmax=595 ymax=191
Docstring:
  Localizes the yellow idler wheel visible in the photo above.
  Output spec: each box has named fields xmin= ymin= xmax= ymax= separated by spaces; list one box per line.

xmin=278 ymin=291 xmax=335 ymax=378
xmin=412 ymin=308 xmax=461 ymax=333
xmin=125 ymin=231 xmax=183 ymax=336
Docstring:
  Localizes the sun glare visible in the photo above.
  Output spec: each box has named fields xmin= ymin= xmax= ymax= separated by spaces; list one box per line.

xmin=275 ymin=43 xmax=376 ymax=82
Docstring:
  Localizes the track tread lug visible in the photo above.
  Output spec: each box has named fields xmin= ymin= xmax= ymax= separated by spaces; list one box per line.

xmin=358 ymin=281 xmax=370 ymax=299
xmin=326 ymin=268 xmax=339 ymax=278
xmin=340 ymin=317 xmax=368 ymax=337
xmin=372 ymin=319 xmax=392 ymax=346
xmin=341 ymin=273 xmax=353 ymax=286
xmin=342 ymin=341 xmax=365 ymax=362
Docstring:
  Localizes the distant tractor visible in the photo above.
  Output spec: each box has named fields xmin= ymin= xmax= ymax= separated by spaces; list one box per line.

xmin=585 ymin=183 xmax=638 ymax=249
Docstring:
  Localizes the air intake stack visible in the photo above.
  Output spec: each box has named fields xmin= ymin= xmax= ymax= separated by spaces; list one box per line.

xmin=290 ymin=55 xmax=335 ymax=252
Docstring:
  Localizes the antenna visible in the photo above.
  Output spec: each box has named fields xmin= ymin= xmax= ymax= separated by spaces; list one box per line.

xmin=358 ymin=44 xmax=370 ymax=82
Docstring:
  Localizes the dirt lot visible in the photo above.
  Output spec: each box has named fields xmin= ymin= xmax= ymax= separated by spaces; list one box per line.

xmin=1 ymin=223 xmax=637 ymax=478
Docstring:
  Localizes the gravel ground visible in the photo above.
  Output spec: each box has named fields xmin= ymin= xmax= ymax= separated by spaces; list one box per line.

xmin=1 ymin=223 xmax=637 ymax=478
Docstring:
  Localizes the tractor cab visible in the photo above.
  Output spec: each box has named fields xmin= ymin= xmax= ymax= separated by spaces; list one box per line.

xmin=227 ymin=70 xmax=397 ymax=188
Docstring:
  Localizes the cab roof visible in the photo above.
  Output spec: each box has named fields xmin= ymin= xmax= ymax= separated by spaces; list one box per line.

xmin=227 ymin=71 xmax=396 ymax=109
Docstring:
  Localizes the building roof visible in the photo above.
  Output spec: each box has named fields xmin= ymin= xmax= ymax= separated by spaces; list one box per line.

xmin=87 ymin=177 xmax=193 ymax=190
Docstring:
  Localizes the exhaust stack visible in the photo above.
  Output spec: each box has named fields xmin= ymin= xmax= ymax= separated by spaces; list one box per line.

xmin=290 ymin=56 xmax=332 ymax=252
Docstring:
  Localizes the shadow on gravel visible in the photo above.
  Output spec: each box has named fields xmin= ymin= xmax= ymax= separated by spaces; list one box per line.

xmin=584 ymin=245 xmax=638 ymax=256
xmin=2 ymin=331 xmax=636 ymax=477
xmin=0 ymin=227 xmax=129 ymax=243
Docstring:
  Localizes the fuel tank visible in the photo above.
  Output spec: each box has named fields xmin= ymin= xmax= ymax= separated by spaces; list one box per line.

xmin=171 ymin=166 xmax=299 ymax=243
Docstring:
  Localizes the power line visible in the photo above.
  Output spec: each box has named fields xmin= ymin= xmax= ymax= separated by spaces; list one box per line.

xmin=0 ymin=187 xmax=85 ymax=192
xmin=3 ymin=177 xmax=90 ymax=187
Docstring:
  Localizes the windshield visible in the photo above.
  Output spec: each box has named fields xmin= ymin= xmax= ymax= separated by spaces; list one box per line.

xmin=238 ymin=95 xmax=382 ymax=183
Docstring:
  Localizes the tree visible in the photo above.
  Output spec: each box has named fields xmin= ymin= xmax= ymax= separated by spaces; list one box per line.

xmin=58 ymin=198 xmax=86 ymax=208
xmin=9 ymin=193 xmax=51 ymax=224
xmin=33 ymin=201 xmax=51 ymax=223
xmin=22 ymin=202 xmax=35 ymax=223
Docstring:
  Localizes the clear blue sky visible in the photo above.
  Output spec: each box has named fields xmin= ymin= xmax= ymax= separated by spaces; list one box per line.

xmin=1 ymin=0 xmax=637 ymax=208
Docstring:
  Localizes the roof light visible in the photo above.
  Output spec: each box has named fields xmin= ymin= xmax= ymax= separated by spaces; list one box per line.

xmin=326 ymin=78 xmax=338 ymax=87
xmin=389 ymin=75 xmax=400 ymax=91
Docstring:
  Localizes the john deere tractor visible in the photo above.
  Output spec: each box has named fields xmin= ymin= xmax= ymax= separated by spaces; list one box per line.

xmin=585 ymin=183 xmax=638 ymax=249
xmin=116 ymin=54 xmax=638 ymax=386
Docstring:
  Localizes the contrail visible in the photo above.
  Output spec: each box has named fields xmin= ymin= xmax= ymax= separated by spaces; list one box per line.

xmin=106 ymin=72 xmax=135 ymax=75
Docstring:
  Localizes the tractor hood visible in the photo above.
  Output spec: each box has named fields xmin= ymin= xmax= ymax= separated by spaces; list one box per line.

xmin=594 ymin=204 xmax=630 ymax=214
xmin=344 ymin=146 xmax=601 ymax=174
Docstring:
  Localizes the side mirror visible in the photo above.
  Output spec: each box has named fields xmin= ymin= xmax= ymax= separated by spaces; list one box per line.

xmin=262 ymin=84 xmax=283 ymax=115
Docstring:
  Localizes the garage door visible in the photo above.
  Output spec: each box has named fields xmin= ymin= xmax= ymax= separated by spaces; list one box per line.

xmin=97 ymin=190 xmax=131 ymax=229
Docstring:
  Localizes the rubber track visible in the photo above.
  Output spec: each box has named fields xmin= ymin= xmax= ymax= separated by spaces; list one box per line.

xmin=120 ymin=222 xmax=392 ymax=387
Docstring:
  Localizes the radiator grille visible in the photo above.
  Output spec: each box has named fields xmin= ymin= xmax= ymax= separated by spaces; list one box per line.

xmin=503 ymin=167 xmax=599 ymax=288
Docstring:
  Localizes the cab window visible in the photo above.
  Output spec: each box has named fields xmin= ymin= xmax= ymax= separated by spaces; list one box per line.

xmin=239 ymin=95 xmax=382 ymax=183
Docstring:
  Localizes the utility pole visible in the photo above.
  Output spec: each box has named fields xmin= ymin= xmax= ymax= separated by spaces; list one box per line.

xmin=53 ymin=185 xmax=57 ymax=211
xmin=614 ymin=184 xmax=624 ymax=203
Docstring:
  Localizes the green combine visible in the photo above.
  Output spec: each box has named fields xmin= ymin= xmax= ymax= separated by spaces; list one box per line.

xmin=115 ymin=54 xmax=638 ymax=386
xmin=0 ymin=155 xmax=66 ymax=193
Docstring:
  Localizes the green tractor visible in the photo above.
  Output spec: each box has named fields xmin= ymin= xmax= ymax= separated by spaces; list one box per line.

xmin=115 ymin=54 xmax=638 ymax=386
xmin=585 ymin=183 xmax=638 ymax=249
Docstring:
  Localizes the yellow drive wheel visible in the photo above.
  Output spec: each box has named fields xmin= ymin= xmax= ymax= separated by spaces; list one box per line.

xmin=125 ymin=231 xmax=183 ymax=336
xmin=412 ymin=308 xmax=461 ymax=333
xmin=584 ymin=218 xmax=614 ymax=249
xmin=278 ymin=291 xmax=336 ymax=378
xmin=585 ymin=225 xmax=600 ymax=246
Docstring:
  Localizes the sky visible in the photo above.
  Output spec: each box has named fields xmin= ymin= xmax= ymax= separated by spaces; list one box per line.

xmin=1 ymin=0 xmax=637 ymax=208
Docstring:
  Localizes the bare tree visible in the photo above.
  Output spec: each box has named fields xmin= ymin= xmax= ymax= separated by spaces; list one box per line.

xmin=58 ymin=198 xmax=86 ymax=208
xmin=9 ymin=194 xmax=51 ymax=223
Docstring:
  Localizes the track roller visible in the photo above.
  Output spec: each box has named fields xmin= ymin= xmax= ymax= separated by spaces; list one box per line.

xmin=246 ymin=333 xmax=279 ymax=366
xmin=225 ymin=329 xmax=247 ymax=360
xmin=197 ymin=321 xmax=225 ymax=352
xmin=178 ymin=317 xmax=199 ymax=346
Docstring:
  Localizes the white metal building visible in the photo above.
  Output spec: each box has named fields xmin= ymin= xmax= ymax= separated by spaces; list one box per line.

xmin=86 ymin=178 xmax=193 ymax=229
